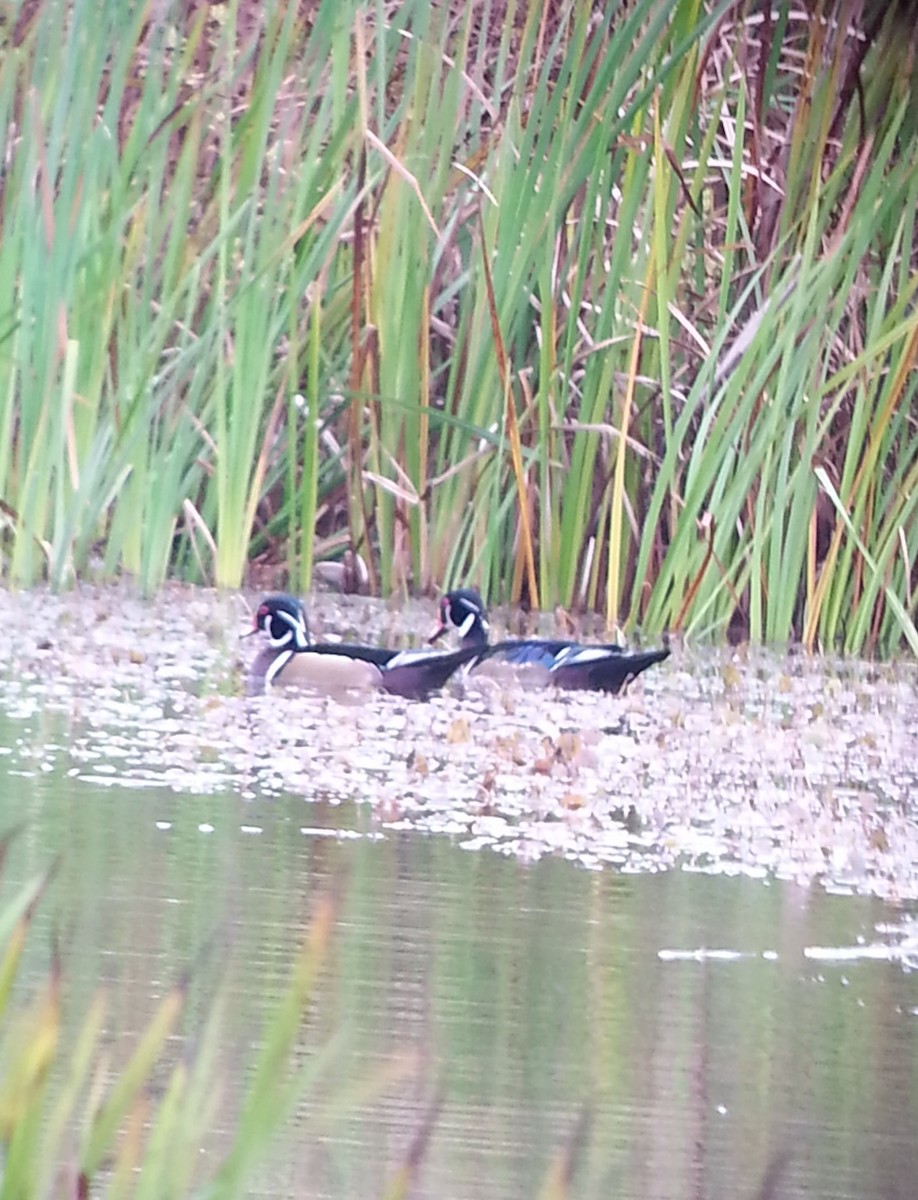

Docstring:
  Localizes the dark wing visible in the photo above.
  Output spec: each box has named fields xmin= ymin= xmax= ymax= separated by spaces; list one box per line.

xmin=301 ymin=642 xmax=395 ymax=668
xmin=292 ymin=644 xmax=480 ymax=698
xmin=478 ymin=638 xmax=577 ymax=671
xmin=550 ymin=646 xmax=670 ymax=693
xmin=381 ymin=646 xmax=481 ymax=699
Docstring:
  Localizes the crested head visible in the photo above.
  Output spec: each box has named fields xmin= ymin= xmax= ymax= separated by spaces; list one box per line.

xmin=253 ymin=594 xmax=311 ymax=651
xmin=438 ymin=587 xmax=489 ymax=645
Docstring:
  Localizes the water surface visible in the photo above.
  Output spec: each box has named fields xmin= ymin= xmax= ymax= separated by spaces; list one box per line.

xmin=1 ymin=585 xmax=917 ymax=1198
xmin=4 ymin=742 xmax=918 ymax=1199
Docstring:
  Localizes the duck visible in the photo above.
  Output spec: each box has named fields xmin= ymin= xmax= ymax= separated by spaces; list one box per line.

xmin=247 ymin=594 xmax=479 ymax=700
xmin=428 ymin=587 xmax=670 ymax=693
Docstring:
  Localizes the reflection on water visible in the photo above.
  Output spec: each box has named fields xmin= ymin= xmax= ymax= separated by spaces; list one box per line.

xmin=3 ymin=750 xmax=918 ymax=1199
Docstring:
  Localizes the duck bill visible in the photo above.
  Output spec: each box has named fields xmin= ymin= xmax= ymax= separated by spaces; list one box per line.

xmin=427 ymin=621 xmax=448 ymax=645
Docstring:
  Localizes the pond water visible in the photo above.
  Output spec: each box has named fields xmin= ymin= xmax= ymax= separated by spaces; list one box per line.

xmin=1 ymin=586 xmax=917 ymax=1198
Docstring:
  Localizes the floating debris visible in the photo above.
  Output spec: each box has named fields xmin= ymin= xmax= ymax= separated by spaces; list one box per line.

xmin=0 ymin=585 xmax=915 ymax=899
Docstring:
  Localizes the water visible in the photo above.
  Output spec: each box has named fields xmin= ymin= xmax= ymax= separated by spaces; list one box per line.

xmin=4 ymin=752 xmax=918 ymax=1199
xmin=1 ymin=586 xmax=917 ymax=1197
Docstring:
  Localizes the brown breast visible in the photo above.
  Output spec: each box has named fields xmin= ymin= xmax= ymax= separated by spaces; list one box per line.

xmin=248 ymin=647 xmax=382 ymax=696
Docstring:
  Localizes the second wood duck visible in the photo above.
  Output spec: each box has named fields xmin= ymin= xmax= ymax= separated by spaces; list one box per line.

xmin=248 ymin=594 xmax=479 ymax=700
xmin=429 ymin=587 xmax=670 ymax=693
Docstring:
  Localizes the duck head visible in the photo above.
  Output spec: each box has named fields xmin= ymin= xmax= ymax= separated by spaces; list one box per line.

xmin=429 ymin=587 xmax=490 ymax=647
xmin=252 ymin=594 xmax=311 ymax=651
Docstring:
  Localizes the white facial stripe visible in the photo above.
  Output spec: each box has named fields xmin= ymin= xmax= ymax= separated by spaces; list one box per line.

xmin=267 ymin=627 xmax=293 ymax=650
xmin=275 ymin=607 xmax=310 ymax=649
xmin=266 ymin=648 xmax=293 ymax=685
xmin=457 ymin=612 xmax=477 ymax=638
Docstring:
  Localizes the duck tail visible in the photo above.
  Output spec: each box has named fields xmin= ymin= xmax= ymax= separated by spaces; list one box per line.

xmin=555 ymin=647 xmax=670 ymax=694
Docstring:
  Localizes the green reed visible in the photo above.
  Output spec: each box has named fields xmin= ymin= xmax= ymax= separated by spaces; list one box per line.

xmin=0 ymin=835 xmax=336 ymax=1198
xmin=1 ymin=0 xmax=916 ymax=654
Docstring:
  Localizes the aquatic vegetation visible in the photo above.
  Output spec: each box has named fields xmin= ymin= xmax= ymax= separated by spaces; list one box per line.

xmin=0 ymin=824 xmax=619 ymax=1197
xmin=0 ymin=3 xmax=916 ymax=655
xmin=0 ymin=585 xmax=915 ymax=901
xmin=0 ymin=583 xmax=914 ymax=1194
xmin=0 ymin=835 xmax=339 ymax=1198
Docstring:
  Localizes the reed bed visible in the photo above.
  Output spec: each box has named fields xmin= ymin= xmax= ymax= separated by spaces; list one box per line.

xmin=1 ymin=0 xmax=916 ymax=654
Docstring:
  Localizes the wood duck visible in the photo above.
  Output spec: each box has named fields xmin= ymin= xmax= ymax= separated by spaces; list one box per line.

xmin=247 ymin=594 xmax=479 ymax=700
xmin=429 ymin=587 xmax=670 ymax=693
